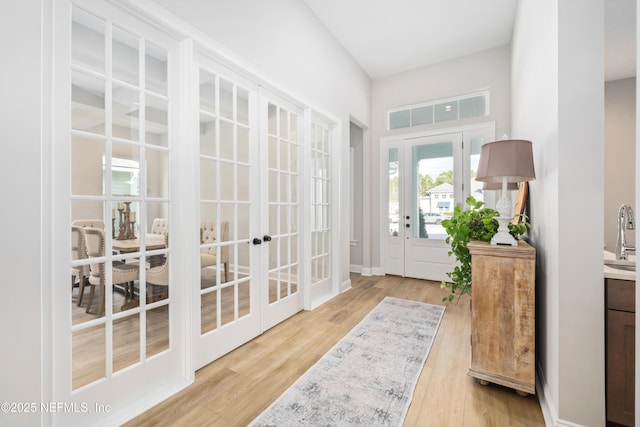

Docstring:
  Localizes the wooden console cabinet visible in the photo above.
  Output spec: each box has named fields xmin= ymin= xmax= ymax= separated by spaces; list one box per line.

xmin=606 ymin=278 xmax=635 ymax=427
xmin=468 ymin=240 xmax=536 ymax=395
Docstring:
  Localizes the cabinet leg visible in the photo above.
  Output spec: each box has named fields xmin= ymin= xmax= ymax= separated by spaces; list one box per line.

xmin=479 ymin=379 xmax=489 ymax=386
xmin=515 ymin=390 xmax=529 ymax=397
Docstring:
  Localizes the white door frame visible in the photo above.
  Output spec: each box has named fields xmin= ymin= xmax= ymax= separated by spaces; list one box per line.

xmin=379 ymin=122 xmax=496 ymax=279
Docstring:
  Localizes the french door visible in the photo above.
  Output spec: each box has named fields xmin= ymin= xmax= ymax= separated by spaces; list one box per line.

xmin=194 ymin=62 xmax=303 ymax=367
xmin=260 ymin=96 xmax=304 ymax=330
xmin=383 ymin=126 xmax=494 ymax=281
xmin=54 ymin=3 xmax=188 ymax=425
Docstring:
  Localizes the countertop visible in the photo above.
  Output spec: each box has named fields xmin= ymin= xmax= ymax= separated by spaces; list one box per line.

xmin=604 ymin=250 xmax=636 ymax=281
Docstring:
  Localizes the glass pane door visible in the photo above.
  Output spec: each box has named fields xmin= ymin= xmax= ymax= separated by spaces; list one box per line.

xmin=60 ymin=4 xmax=182 ymax=424
xmin=195 ymin=65 xmax=260 ymax=368
xmin=262 ymin=100 xmax=303 ymax=330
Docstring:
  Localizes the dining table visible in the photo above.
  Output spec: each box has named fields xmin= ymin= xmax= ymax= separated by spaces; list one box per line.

xmin=112 ymin=233 xmax=167 ymax=254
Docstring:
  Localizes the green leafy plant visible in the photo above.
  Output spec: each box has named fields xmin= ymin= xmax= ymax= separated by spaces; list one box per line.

xmin=440 ymin=195 xmax=529 ymax=303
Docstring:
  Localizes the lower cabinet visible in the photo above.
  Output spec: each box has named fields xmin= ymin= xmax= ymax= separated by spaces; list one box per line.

xmin=606 ymin=278 xmax=635 ymax=427
xmin=468 ymin=240 xmax=536 ymax=395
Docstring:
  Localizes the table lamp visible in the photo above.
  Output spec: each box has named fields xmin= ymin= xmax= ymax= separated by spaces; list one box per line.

xmin=475 ymin=139 xmax=535 ymax=246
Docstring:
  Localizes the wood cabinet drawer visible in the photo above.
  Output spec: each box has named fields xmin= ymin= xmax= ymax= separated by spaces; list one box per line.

xmin=607 ymin=279 xmax=636 ymax=313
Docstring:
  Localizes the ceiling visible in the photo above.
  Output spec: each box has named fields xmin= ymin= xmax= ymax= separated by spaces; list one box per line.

xmin=303 ymin=0 xmax=636 ymax=81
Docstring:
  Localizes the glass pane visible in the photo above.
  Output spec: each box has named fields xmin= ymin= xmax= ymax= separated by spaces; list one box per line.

xmin=112 ymin=27 xmax=138 ymax=85
xmin=290 ymin=264 xmax=298 ymax=294
xmin=147 ymin=305 xmax=169 ymax=357
xmin=220 ymin=203 xmax=235 ymax=241
xmin=388 ymin=148 xmax=399 ymax=237
xmin=73 ymin=324 xmax=105 ymax=390
xmin=280 ymin=204 xmax=289 ymax=234
xmin=219 ymin=79 xmax=234 ymax=120
xmin=459 ymin=95 xmax=486 ymax=119
xmin=269 ymin=170 xmax=278 ymax=203
xmin=280 ymin=140 xmax=288 ymax=172
xmin=220 ymin=285 xmax=234 ymax=326
xmin=200 ymin=116 xmax=217 ymax=157
xmin=72 ymin=200 xmax=105 ymax=233
xmin=147 ymin=148 xmax=169 ymax=198
xmin=280 ymin=111 xmax=288 ymax=139
xmin=72 ymin=71 xmax=105 ymax=134
xmin=146 ymin=42 xmax=168 ymax=96
xmin=291 ymin=235 xmax=299 ymax=263
xmin=220 ymin=162 xmax=234 ymax=201
xmin=237 ymin=87 xmax=249 ymax=125
xmin=112 ymin=84 xmax=140 ymax=140
xmin=269 ymin=204 xmax=278 ymax=236
xmin=414 ymin=142 xmax=453 ymax=240
xmin=220 ymin=121 xmax=234 ymax=161
xmin=145 ymin=94 xmax=168 ymax=147
xmin=113 ymin=314 xmax=140 ymax=372
xmin=434 ymin=101 xmax=458 ymax=123
xmin=290 ymin=115 xmax=298 ymax=143
xmin=113 ymin=201 xmax=139 ymax=241
xmin=280 ymin=172 xmax=289 ymax=203
xmin=470 ymin=138 xmax=486 ymax=204
xmin=72 ymin=8 xmax=105 ymax=72
xmin=280 ymin=270 xmax=289 ymax=298
xmin=112 ymin=142 xmax=140 ymax=197
xmin=269 ymin=276 xmax=277 ymax=304
xmin=290 ymin=144 xmax=298 ymax=173
xmin=200 ymin=289 xmax=217 ymax=334
xmin=411 ymin=105 xmax=433 ymax=126
xmin=268 ymin=136 xmax=278 ymax=169
xmin=238 ymin=243 xmax=249 ymax=279
xmin=72 ymin=136 xmax=105 ymax=196
xmin=200 ymin=158 xmax=217 ymax=200
xmin=146 ymin=201 xmax=169 ymax=236
xmin=237 ymin=126 xmax=249 ymax=163
xmin=269 ymin=237 xmax=278 ymax=270
xmin=238 ymin=280 xmax=250 ymax=318
xmin=389 ymin=110 xmax=410 ymax=129
xmin=110 ymin=255 xmax=141 ymax=315
xmin=268 ymin=104 xmax=277 ymax=135
xmin=200 ymin=69 xmax=216 ymax=114
xmin=237 ymin=165 xmax=249 ymax=202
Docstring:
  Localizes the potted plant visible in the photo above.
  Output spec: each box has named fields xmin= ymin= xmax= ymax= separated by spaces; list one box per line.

xmin=440 ymin=195 xmax=529 ymax=303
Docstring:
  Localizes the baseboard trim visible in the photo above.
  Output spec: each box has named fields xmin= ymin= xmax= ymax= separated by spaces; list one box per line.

xmin=349 ymin=264 xmax=362 ymax=274
xmin=340 ymin=278 xmax=352 ymax=293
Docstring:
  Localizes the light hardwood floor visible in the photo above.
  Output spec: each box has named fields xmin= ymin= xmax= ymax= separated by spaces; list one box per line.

xmin=126 ymin=274 xmax=546 ymax=426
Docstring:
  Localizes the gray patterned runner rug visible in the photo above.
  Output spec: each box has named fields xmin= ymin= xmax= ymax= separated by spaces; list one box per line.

xmin=249 ymin=297 xmax=445 ymax=426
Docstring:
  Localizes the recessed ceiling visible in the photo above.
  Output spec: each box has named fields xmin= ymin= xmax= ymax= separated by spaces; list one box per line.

xmin=303 ymin=0 xmax=636 ymax=81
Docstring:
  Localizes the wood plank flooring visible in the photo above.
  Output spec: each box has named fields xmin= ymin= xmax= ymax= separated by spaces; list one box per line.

xmin=125 ymin=274 xmax=546 ymax=426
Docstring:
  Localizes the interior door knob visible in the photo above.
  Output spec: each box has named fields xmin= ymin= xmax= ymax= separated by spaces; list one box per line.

xmin=263 ymin=235 xmax=272 ymax=242
xmin=252 ymin=238 xmax=262 ymax=245
xmin=405 ymin=224 xmax=410 ymax=228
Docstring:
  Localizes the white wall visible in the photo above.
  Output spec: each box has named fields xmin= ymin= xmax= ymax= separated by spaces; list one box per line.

xmin=0 ymin=2 xmax=44 ymax=426
xmin=605 ymin=78 xmax=636 ymax=251
xmin=512 ymin=0 xmax=605 ymax=425
xmin=150 ymin=0 xmax=372 ymax=293
xmin=370 ymin=45 xmax=512 ymax=269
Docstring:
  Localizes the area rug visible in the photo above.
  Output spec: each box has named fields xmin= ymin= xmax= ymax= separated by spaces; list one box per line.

xmin=249 ymin=297 xmax=445 ymax=426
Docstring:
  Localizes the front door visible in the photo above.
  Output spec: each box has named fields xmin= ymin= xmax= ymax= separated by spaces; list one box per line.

xmin=383 ymin=126 xmax=494 ymax=281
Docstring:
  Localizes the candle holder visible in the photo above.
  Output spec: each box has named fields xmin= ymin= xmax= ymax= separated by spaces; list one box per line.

xmin=116 ymin=208 xmax=127 ymax=240
xmin=127 ymin=220 xmax=137 ymax=239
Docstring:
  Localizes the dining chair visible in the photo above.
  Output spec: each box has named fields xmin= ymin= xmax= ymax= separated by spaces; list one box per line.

xmin=145 ymin=234 xmax=169 ymax=302
xmin=150 ymin=218 xmax=169 ymax=236
xmin=83 ymin=227 xmax=139 ymax=317
xmin=71 ymin=225 xmax=89 ymax=306
xmin=200 ymin=221 xmax=229 ymax=282
xmin=72 ymin=219 xmax=105 ymax=229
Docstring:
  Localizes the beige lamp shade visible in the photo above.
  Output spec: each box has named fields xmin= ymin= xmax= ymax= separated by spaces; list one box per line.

xmin=476 ymin=139 xmax=536 ymax=183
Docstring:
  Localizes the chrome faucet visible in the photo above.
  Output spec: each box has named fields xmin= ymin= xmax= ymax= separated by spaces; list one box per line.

xmin=616 ymin=203 xmax=635 ymax=260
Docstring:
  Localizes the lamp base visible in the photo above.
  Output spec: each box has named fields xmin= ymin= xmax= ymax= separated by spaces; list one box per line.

xmin=491 ymin=216 xmax=518 ymax=246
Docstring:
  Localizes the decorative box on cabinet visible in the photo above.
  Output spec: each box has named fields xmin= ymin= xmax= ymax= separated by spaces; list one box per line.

xmin=467 ymin=240 xmax=536 ymax=396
